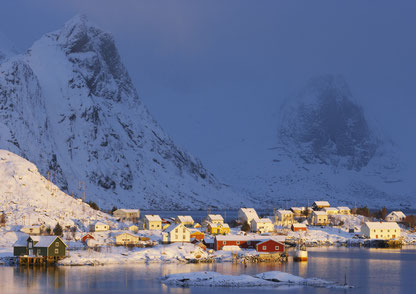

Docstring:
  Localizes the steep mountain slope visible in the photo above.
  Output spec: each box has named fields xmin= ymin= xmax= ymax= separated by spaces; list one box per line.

xmin=225 ymin=75 xmax=413 ymax=209
xmin=0 ymin=15 xmax=250 ymax=209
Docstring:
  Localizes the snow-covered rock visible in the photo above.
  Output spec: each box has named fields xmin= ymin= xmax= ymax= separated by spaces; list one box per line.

xmin=0 ymin=15 xmax=251 ymax=209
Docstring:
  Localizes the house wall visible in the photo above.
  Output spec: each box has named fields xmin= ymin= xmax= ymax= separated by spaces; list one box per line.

xmin=145 ymin=220 xmax=162 ymax=230
xmin=13 ymin=246 xmax=27 ymax=256
xmin=46 ymin=239 xmax=67 ymax=257
xmin=362 ymin=225 xmax=401 ymax=239
xmin=256 ymin=240 xmax=285 ymax=253
xmin=169 ymin=226 xmax=190 ymax=242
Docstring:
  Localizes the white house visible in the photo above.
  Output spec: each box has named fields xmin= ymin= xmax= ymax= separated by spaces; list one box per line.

xmin=175 ymin=215 xmax=194 ymax=226
xmin=310 ymin=211 xmax=328 ymax=226
xmin=360 ymin=222 xmax=401 ymax=239
xmin=207 ymin=214 xmax=224 ymax=225
xmin=322 ymin=207 xmax=339 ymax=215
xmin=20 ymin=225 xmax=45 ymax=235
xmin=385 ymin=211 xmax=406 ymax=222
xmin=144 ymin=215 xmax=162 ymax=230
xmin=238 ymin=208 xmax=259 ymax=224
xmin=89 ymin=221 xmax=109 ymax=232
xmin=250 ymin=218 xmax=274 ymax=233
xmin=162 ymin=223 xmax=191 ymax=243
xmin=337 ymin=207 xmax=351 ymax=215
xmin=276 ymin=210 xmax=294 ymax=227
xmin=312 ymin=201 xmax=330 ymax=210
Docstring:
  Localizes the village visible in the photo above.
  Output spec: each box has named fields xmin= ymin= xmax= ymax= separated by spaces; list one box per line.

xmin=4 ymin=200 xmax=416 ymax=266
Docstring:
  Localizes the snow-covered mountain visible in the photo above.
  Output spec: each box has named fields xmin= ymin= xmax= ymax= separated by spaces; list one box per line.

xmin=0 ymin=15 xmax=251 ymax=209
xmin=227 ymin=75 xmax=413 ymax=209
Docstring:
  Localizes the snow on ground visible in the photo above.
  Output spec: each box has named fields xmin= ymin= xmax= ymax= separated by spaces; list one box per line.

xmin=161 ymin=271 xmax=352 ymax=288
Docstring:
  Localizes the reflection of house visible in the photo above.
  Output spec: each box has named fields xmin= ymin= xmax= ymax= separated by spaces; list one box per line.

xmin=291 ymin=223 xmax=307 ymax=232
xmin=238 ymin=208 xmax=259 ymax=224
xmin=385 ymin=211 xmax=406 ymax=222
xmin=256 ymin=239 xmax=285 ymax=253
xmin=337 ymin=207 xmax=351 ymax=215
xmin=322 ymin=207 xmax=339 ymax=215
xmin=89 ymin=222 xmax=109 ymax=232
xmin=113 ymin=209 xmax=140 ymax=221
xmin=276 ymin=210 xmax=294 ymax=226
xmin=13 ymin=235 xmax=67 ymax=258
xmin=312 ymin=201 xmax=330 ymax=211
xmin=175 ymin=215 xmax=194 ymax=226
xmin=162 ymin=223 xmax=191 ymax=243
xmin=115 ymin=232 xmax=140 ymax=246
xmin=361 ymin=222 xmax=401 ymax=239
xmin=251 ymin=218 xmax=274 ymax=233
xmin=144 ymin=215 xmax=162 ymax=230
xmin=310 ymin=211 xmax=328 ymax=226
xmin=207 ymin=222 xmax=230 ymax=235
xmin=207 ymin=214 xmax=224 ymax=225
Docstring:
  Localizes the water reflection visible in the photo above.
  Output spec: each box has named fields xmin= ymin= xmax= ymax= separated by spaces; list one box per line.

xmin=0 ymin=248 xmax=416 ymax=293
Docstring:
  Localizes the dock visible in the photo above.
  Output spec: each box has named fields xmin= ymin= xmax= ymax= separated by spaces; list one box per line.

xmin=19 ymin=256 xmax=63 ymax=266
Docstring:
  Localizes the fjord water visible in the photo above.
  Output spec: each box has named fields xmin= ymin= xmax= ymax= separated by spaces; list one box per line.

xmin=1 ymin=247 xmax=415 ymax=294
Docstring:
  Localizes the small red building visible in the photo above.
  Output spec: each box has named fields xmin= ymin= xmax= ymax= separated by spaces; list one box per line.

xmin=291 ymin=223 xmax=307 ymax=232
xmin=190 ymin=230 xmax=205 ymax=241
xmin=214 ymin=236 xmax=286 ymax=251
xmin=81 ymin=234 xmax=94 ymax=243
xmin=256 ymin=239 xmax=285 ymax=253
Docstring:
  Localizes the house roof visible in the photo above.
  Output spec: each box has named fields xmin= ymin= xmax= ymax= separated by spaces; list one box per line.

xmin=116 ymin=232 xmax=139 ymax=238
xmin=387 ymin=211 xmax=406 ymax=218
xmin=13 ymin=235 xmax=29 ymax=247
xmin=292 ymin=223 xmax=307 ymax=228
xmin=115 ymin=209 xmax=140 ymax=213
xmin=239 ymin=208 xmax=258 ymax=218
xmin=290 ymin=207 xmax=302 ymax=211
xmin=208 ymin=222 xmax=230 ymax=228
xmin=93 ymin=221 xmax=108 ymax=227
xmin=208 ymin=214 xmax=224 ymax=221
xmin=189 ymin=229 xmax=204 ymax=234
xmin=322 ymin=207 xmax=339 ymax=212
xmin=277 ymin=210 xmax=293 ymax=215
xmin=337 ymin=206 xmax=350 ymax=211
xmin=256 ymin=239 xmax=285 ymax=246
xmin=34 ymin=236 xmax=67 ymax=248
xmin=363 ymin=222 xmax=401 ymax=230
xmin=313 ymin=201 xmax=330 ymax=206
xmin=164 ymin=223 xmax=189 ymax=234
xmin=252 ymin=218 xmax=272 ymax=224
xmin=312 ymin=211 xmax=327 ymax=216
xmin=176 ymin=215 xmax=194 ymax=223
xmin=145 ymin=214 xmax=162 ymax=222
xmin=215 ymin=235 xmax=285 ymax=242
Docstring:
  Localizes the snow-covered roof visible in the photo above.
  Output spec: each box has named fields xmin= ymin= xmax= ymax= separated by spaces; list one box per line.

xmin=312 ymin=211 xmax=327 ymax=216
xmin=208 ymin=222 xmax=230 ymax=228
xmin=165 ymin=223 xmax=189 ymax=234
xmin=322 ymin=207 xmax=338 ymax=212
xmin=277 ymin=210 xmax=293 ymax=215
xmin=290 ymin=207 xmax=302 ymax=211
xmin=34 ymin=236 xmax=67 ymax=248
xmin=252 ymin=218 xmax=272 ymax=224
xmin=176 ymin=215 xmax=194 ymax=223
xmin=116 ymin=232 xmax=138 ymax=238
xmin=337 ymin=206 xmax=350 ymax=211
xmin=13 ymin=236 xmax=29 ymax=247
xmin=313 ymin=201 xmax=330 ymax=206
xmin=207 ymin=214 xmax=224 ymax=221
xmin=363 ymin=222 xmax=400 ymax=230
xmin=189 ymin=229 xmax=204 ymax=234
xmin=216 ymin=235 xmax=285 ymax=242
xmin=387 ymin=211 xmax=406 ymax=218
xmin=239 ymin=208 xmax=258 ymax=217
xmin=92 ymin=221 xmax=108 ymax=227
xmin=116 ymin=209 xmax=140 ymax=213
xmin=145 ymin=214 xmax=162 ymax=222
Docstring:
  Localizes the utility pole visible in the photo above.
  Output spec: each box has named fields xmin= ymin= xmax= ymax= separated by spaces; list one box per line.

xmin=78 ymin=181 xmax=81 ymax=199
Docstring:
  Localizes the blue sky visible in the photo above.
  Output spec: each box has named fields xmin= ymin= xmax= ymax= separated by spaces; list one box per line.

xmin=1 ymin=0 xmax=415 ymax=182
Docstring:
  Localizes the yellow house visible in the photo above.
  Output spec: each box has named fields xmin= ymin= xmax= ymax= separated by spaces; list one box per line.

xmin=193 ymin=223 xmax=202 ymax=229
xmin=207 ymin=222 xmax=230 ymax=235
xmin=144 ymin=215 xmax=162 ymax=230
xmin=115 ymin=232 xmax=139 ymax=246
xmin=128 ymin=225 xmax=139 ymax=233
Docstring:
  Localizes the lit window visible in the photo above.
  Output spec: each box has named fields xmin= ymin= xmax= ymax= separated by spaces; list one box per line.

xmin=262 ymin=246 xmax=266 ymax=250
xmin=275 ymin=246 xmax=279 ymax=250
xmin=55 ymin=242 xmax=59 ymax=247
xmin=55 ymin=249 xmax=59 ymax=254
xmin=183 ymin=235 xmax=185 ymax=239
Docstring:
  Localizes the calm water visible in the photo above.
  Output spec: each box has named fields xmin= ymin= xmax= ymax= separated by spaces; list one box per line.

xmin=1 ymin=247 xmax=415 ymax=294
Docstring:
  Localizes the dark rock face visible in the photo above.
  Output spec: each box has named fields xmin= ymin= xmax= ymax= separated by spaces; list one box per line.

xmin=280 ymin=75 xmax=378 ymax=171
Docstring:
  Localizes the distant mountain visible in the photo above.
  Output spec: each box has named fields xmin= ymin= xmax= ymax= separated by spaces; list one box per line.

xmin=226 ymin=75 xmax=412 ymax=209
xmin=0 ymin=15 xmax=251 ymax=209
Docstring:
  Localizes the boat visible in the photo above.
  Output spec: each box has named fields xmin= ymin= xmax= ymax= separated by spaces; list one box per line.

xmin=293 ymin=240 xmax=308 ymax=262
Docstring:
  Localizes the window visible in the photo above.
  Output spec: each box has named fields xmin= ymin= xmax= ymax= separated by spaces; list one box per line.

xmin=275 ymin=246 xmax=279 ymax=250
xmin=175 ymin=235 xmax=178 ymax=239
xmin=55 ymin=242 xmax=59 ymax=247
xmin=223 ymin=241 xmax=226 ymax=245
xmin=175 ymin=229 xmax=178 ymax=233
xmin=183 ymin=235 xmax=185 ymax=239
xmin=236 ymin=241 xmax=240 ymax=245
xmin=55 ymin=249 xmax=59 ymax=254
xmin=262 ymin=246 xmax=266 ymax=250
xmin=183 ymin=229 xmax=186 ymax=233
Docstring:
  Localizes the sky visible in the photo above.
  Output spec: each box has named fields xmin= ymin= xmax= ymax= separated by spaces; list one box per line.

xmin=1 ymin=0 xmax=415 ymax=184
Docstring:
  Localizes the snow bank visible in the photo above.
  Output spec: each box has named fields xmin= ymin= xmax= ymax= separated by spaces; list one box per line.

xmin=161 ymin=271 xmax=352 ymax=288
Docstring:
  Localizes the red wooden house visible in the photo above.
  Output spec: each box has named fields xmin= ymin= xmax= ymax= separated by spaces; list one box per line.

xmin=256 ymin=239 xmax=285 ymax=253
xmin=291 ymin=223 xmax=307 ymax=232
xmin=190 ymin=230 xmax=205 ymax=241
xmin=214 ymin=236 xmax=285 ymax=251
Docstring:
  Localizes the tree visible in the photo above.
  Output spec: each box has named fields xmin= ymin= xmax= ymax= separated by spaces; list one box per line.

xmin=53 ymin=223 xmax=63 ymax=236
xmin=46 ymin=226 xmax=52 ymax=235
xmin=403 ymin=215 xmax=416 ymax=229
xmin=70 ymin=226 xmax=77 ymax=240
xmin=0 ymin=213 xmax=6 ymax=227
xmin=372 ymin=207 xmax=388 ymax=220
xmin=355 ymin=206 xmax=370 ymax=217
xmin=111 ymin=206 xmax=118 ymax=214
xmin=241 ymin=221 xmax=250 ymax=232
xmin=88 ymin=201 xmax=99 ymax=210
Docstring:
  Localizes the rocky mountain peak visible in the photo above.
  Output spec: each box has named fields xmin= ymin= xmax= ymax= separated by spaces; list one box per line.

xmin=279 ymin=75 xmax=378 ymax=171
